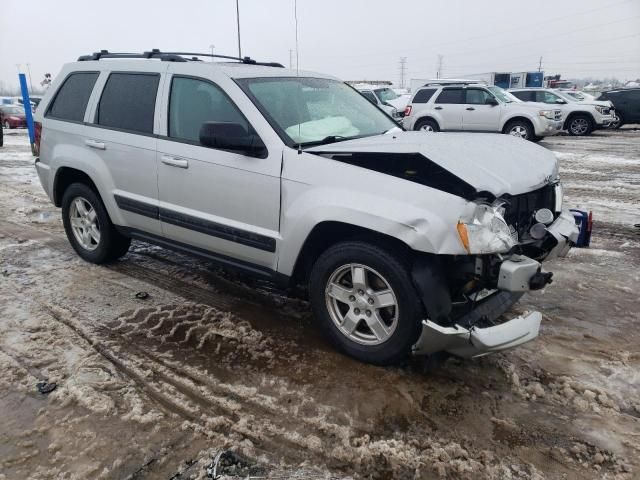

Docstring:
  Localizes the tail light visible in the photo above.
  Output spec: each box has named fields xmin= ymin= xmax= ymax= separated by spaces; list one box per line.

xmin=404 ymin=105 xmax=412 ymax=117
xmin=33 ymin=121 xmax=42 ymax=156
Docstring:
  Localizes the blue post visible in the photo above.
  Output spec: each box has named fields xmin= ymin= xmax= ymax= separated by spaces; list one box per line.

xmin=19 ymin=73 xmax=35 ymax=147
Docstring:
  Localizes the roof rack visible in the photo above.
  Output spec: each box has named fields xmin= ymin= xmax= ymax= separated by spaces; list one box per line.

xmin=421 ymin=79 xmax=488 ymax=87
xmin=77 ymin=49 xmax=284 ymax=68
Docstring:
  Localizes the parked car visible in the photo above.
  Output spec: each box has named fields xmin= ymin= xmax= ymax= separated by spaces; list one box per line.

xmin=509 ymin=88 xmax=615 ymax=135
xmin=402 ymin=81 xmax=563 ymax=141
xmin=597 ymin=88 xmax=640 ymax=129
xmin=354 ymin=84 xmax=404 ymax=120
xmin=0 ymin=105 xmax=27 ymax=129
xmin=33 ymin=50 xmax=582 ymax=366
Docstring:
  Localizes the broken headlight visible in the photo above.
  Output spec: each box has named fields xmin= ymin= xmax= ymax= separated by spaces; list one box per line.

xmin=457 ymin=202 xmax=517 ymax=254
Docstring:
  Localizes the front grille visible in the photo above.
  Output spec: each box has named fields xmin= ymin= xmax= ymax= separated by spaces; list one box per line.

xmin=554 ymin=110 xmax=562 ymax=121
xmin=502 ymin=184 xmax=556 ymax=238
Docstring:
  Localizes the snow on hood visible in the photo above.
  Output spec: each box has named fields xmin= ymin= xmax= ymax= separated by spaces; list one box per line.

xmin=307 ymin=131 xmax=559 ymax=197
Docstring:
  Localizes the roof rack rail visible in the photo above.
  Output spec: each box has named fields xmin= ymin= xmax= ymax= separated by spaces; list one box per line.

xmin=77 ymin=49 xmax=284 ymax=67
xmin=421 ymin=79 xmax=488 ymax=87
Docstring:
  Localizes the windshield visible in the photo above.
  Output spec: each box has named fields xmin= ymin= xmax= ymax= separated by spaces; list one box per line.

xmin=555 ymin=91 xmax=577 ymax=103
xmin=565 ymin=91 xmax=585 ymax=100
xmin=487 ymin=86 xmax=518 ymax=103
xmin=374 ymin=88 xmax=399 ymax=103
xmin=237 ymin=77 xmax=398 ymax=147
xmin=2 ymin=106 xmax=23 ymax=114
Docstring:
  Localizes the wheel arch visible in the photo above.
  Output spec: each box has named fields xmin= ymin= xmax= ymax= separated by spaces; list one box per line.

xmin=290 ymin=221 xmax=413 ymax=287
xmin=53 ymin=167 xmax=100 ymax=207
xmin=413 ymin=116 xmax=440 ymax=131
xmin=563 ymin=111 xmax=595 ymax=130
xmin=501 ymin=116 xmax=535 ymax=134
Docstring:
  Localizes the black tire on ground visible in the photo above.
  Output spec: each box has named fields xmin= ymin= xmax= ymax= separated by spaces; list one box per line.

xmin=503 ymin=119 xmax=534 ymax=141
xmin=308 ymin=241 xmax=423 ymax=366
xmin=61 ymin=182 xmax=131 ymax=264
xmin=531 ymin=135 xmax=544 ymax=143
xmin=610 ymin=113 xmax=624 ymax=129
xmin=567 ymin=114 xmax=594 ymax=136
xmin=414 ymin=118 xmax=440 ymax=132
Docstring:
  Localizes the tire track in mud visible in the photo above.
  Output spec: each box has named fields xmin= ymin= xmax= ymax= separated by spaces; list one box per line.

xmin=34 ymin=301 xmax=356 ymax=471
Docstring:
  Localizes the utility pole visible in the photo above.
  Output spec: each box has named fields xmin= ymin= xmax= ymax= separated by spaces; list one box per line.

xmin=26 ymin=63 xmax=34 ymax=92
xmin=436 ymin=55 xmax=443 ymax=79
xmin=236 ymin=0 xmax=242 ymax=58
xmin=399 ymin=57 xmax=407 ymax=89
xmin=538 ymin=56 xmax=543 ymax=72
xmin=289 ymin=49 xmax=294 ymax=69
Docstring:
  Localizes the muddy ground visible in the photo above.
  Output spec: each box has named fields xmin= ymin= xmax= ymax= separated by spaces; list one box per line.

xmin=0 ymin=128 xmax=638 ymax=479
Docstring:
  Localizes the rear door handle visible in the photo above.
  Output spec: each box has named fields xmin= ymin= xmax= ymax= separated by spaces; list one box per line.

xmin=85 ymin=139 xmax=106 ymax=150
xmin=466 ymin=107 xmax=475 ymax=111
xmin=161 ymin=155 xmax=189 ymax=169
xmin=434 ymin=106 xmax=443 ymax=110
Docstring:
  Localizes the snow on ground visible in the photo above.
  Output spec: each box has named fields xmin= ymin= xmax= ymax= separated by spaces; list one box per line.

xmin=0 ymin=127 xmax=639 ymax=479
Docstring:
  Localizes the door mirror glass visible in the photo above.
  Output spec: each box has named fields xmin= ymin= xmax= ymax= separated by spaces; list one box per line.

xmin=199 ymin=121 xmax=267 ymax=157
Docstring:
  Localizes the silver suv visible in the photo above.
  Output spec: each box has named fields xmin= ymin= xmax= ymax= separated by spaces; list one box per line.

xmin=403 ymin=81 xmax=563 ymax=141
xmin=509 ymin=88 xmax=616 ymax=136
xmin=33 ymin=50 xmax=580 ymax=366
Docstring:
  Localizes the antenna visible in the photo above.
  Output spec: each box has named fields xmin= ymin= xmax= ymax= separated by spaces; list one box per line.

xmin=294 ymin=0 xmax=302 ymax=154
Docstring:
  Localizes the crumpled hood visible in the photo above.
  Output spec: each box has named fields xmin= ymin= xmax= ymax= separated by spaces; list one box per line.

xmin=307 ymin=131 xmax=559 ymax=197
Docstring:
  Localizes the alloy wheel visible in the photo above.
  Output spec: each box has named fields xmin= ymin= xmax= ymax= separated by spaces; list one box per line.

xmin=325 ymin=263 xmax=399 ymax=345
xmin=69 ymin=196 xmax=101 ymax=251
xmin=420 ymin=124 xmax=435 ymax=132
xmin=570 ymin=118 xmax=589 ymax=135
xmin=509 ymin=125 xmax=528 ymax=139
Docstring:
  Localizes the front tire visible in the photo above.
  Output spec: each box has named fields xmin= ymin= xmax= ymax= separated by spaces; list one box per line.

xmin=504 ymin=119 xmax=534 ymax=141
xmin=309 ymin=241 xmax=422 ymax=365
xmin=62 ymin=182 xmax=131 ymax=264
xmin=610 ymin=113 xmax=624 ymax=129
xmin=567 ymin=115 xmax=593 ymax=136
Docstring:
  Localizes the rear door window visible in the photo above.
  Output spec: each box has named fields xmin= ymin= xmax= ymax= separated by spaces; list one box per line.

xmin=412 ymin=88 xmax=437 ymax=103
xmin=435 ymin=88 xmax=463 ymax=104
xmin=97 ymin=73 xmax=160 ymax=134
xmin=535 ymin=91 xmax=563 ymax=104
xmin=46 ymin=72 xmax=99 ymax=122
xmin=510 ymin=91 xmax=535 ymax=102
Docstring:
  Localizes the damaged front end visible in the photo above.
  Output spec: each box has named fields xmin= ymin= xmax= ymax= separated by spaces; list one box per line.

xmin=412 ymin=184 xmax=584 ymax=359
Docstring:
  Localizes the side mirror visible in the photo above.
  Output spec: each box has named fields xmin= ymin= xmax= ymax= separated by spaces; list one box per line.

xmin=199 ymin=122 xmax=267 ymax=157
xmin=485 ymin=98 xmax=499 ymax=106
xmin=555 ymin=99 xmax=567 ymax=104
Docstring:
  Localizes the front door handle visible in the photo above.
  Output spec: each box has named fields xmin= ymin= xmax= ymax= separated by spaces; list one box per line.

xmin=434 ymin=106 xmax=443 ymax=110
xmin=466 ymin=107 xmax=475 ymax=111
xmin=161 ymin=155 xmax=189 ymax=169
xmin=85 ymin=139 xmax=106 ymax=150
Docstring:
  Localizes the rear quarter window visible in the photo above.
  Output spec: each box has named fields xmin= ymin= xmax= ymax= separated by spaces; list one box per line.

xmin=46 ymin=72 xmax=99 ymax=122
xmin=96 ymin=73 xmax=160 ymax=134
xmin=412 ymin=88 xmax=437 ymax=103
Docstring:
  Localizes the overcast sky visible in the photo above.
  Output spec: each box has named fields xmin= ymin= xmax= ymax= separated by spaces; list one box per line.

xmin=1 ymin=0 xmax=638 ymax=91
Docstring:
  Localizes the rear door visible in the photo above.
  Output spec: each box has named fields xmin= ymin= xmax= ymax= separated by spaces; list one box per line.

xmin=155 ymin=65 xmax=282 ymax=271
xmin=84 ymin=65 xmax=166 ymax=235
xmin=432 ymin=87 xmax=465 ymax=130
xmin=461 ymin=88 xmax=502 ymax=131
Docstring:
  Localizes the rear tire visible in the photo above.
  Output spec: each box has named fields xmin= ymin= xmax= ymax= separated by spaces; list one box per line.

xmin=504 ymin=119 xmax=534 ymax=141
xmin=308 ymin=241 xmax=423 ymax=365
xmin=61 ymin=182 xmax=130 ymax=264
xmin=567 ymin=115 xmax=593 ymax=136
xmin=414 ymin=118 xmax=439 ymax=132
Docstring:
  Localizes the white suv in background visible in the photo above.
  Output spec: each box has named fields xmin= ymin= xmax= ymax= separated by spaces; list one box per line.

xmin=509 ymin=88 xmax=616 ymax=136
xmin=354 ymin=84 xmax=405 ymax=120
xmin=402 ymin=81 xmax=563 ymax=141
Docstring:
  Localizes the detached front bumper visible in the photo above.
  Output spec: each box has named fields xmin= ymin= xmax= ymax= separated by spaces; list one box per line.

xmin=412 ymin=210 xmax=580 ymax=358
xmin=414 ymin=311 xmax=542 ymax=358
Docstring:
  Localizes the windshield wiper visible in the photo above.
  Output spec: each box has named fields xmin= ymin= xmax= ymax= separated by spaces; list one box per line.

xmin=300 ymin=135 xmax=351 ymax=148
